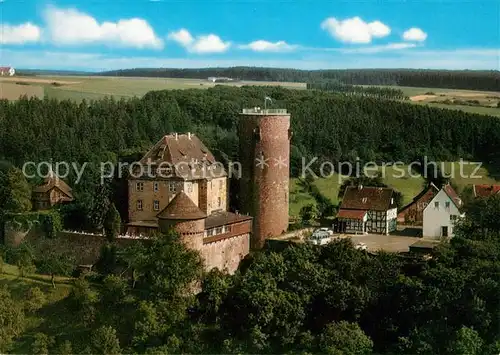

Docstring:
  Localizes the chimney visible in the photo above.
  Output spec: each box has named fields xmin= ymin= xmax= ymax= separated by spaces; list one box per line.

xmin=175 ymin=133 xmax=178 ymax=140
xmin=188 ymin=132 xmax=192 ymax=140
xmin=358 ymin=185 xmax=363 ymax=190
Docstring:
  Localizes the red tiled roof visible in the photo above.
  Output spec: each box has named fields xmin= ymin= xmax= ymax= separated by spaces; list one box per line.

xmin=340 ymin=186 xmax=395 ymax=211
xmin=398 ymin=182 xmax=439 ymax=213
xmin=443 ymin=184 xmax=462 ymax=209
xmin=473 ymin=184 xmax=500 ymax=198
xmin=137 ymin=133 xmax=226 ymax=180
xmin=337 ymin=209 xmax=367 ymax=220
xmin=157 ymin=191 xmax=207 ymax=220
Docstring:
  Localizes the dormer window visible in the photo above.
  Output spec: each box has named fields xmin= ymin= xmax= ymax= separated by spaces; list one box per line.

xmin=445 ymin=201 xmax=450 ymax=209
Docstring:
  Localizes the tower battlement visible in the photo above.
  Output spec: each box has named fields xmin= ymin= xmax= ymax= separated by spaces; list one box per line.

xmin=241 ymin=108 xmax=289 ymax=115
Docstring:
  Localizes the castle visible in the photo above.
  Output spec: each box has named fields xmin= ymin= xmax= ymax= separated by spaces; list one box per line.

xmin=126 ymin=108 xmax=291 ymax=273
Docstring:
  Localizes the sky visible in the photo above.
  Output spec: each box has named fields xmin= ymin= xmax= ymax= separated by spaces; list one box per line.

xmin=0 ymin=0 xmax=499 ymax=71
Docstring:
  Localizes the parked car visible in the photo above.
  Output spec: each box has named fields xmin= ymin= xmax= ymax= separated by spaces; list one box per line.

xmin=308 ymin=229 xmax=333 ymax=245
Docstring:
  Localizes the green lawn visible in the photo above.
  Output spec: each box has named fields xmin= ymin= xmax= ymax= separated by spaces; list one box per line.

xmin=289 ymin=162 xmax=499 ymax=218
xmin=0 ymin=264 xmax=76 ymax=354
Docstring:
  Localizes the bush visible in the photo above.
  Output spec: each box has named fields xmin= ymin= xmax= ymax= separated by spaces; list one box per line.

xmin=31 ymin=333 xmax=55 ymax=355
xmin=25 ymin=287 xmax=46 ymax=313
xmin=40 ymin=210 xmax=63 ymax=238
xmin=53 ymin=340 xmax=72 ymax=355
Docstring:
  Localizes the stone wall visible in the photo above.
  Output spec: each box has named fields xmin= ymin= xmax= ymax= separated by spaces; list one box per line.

xmin=202 ymin=233 xmax=250 ymax=274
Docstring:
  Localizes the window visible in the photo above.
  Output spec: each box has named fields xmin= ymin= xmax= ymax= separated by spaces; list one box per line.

xmin=187 ymin=182 xmax=193 ymax=193
xmin=154 ymin=182 xmax=159 ymax=192
xmin=153 ymin=200 xmax=160 ymax=211
xmin=219 ymin=180 xmax=223 ymax=190
xmin=445 ymin=201 xmax=450 ymax=208
xmin=450 ymin=215 xmax=457 ymax=221
xmin=218 ymin=197 xmax=222 ymax=207
xmin=216 ymin=227 xmax=223 ymax=235
xmin=169 ymin=182 xmax=176 ymax=193
xmin=136 ymin=182 xmax=144 ymax=192
xmin=434 ymin=201 xmax=439 ymax=209
xmin=137 ymin=200 xmax=143 ymax=210
xmin=362 ymin=197 xmax=367 ymax=203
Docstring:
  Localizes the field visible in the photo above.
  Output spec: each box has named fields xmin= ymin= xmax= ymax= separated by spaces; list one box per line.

xmin=1 ymin=76 xmax=499 ymax=117
xmin=0 ymin=76 xmax=305 ymax=102
xmin=289 ymin=162 xmax=500 ymax=218
xmin=0 ymin=82 xmax=44 ymax=100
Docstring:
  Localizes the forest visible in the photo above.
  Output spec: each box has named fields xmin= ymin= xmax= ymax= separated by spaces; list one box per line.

xmin=306 ymin=81 xmax=408 ymax=100
xmin=100 ymin=67 xmax=500 ymax=91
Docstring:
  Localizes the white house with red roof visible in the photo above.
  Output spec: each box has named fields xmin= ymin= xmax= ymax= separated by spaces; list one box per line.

xmin=423 ymin=184 xmax=465 ymax=238
xmin=0 ymin=67 xmax=15 ymax=76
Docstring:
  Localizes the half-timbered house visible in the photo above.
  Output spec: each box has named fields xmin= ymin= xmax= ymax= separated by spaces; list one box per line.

xmin=336 ymin=186 xmax=398 ymax=235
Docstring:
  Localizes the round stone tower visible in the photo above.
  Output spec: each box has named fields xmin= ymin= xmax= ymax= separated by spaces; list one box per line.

xmin=157 ymin=191 xmax=206 ymax=252
xmin=238 ymin=108 xmax=291 ymax=249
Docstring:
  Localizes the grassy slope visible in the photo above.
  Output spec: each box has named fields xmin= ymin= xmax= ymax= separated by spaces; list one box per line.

xmin=289 ymin=163 xmax=499 ymax=218
xmin=0 ymin=264 xmax=77 ymax=354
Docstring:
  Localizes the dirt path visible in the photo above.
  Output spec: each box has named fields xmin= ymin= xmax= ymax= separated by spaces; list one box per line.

xmin=410 ymin=94 xmax=437 ymax=102
xmin=0 ymin=77 xmax=81 ymax=85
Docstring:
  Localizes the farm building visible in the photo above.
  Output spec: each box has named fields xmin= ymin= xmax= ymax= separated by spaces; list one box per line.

xmin=0 ymin=67 xmax=15 ymax=76
xmin=335 ymin=186 xmax=398 ymax=235
xmin=423 ymin=184 xmax=464 ymax=239
xmin=32 ymin=171 xmax=74 ymax=210
xmin=473 ymin=184 xmax=500 ymax=198
xmin=397 ymin=183 xmax=440 ymax=225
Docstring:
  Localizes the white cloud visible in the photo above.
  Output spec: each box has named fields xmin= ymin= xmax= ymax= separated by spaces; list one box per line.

xmin=167 ymin=28 xmax=194 ymax=47
xmin=341 ymin=42 xmax=417 ymax=54
xmin=403 ymin=27 xmax=427 ymax=42
xmin=321 ymin=16 xmax=390 ymax=44
xmin=44 ymin=6 xmax=163 ymax=49
xmin=168 ymin=29 xmax=230 ymax=53
xmin=239 ymin=40 xmax=297 ymax=52
xmin=0 ymin=22 xmax=41 ymax=44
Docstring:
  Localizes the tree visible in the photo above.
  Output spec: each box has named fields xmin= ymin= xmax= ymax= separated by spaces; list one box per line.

xmin=299 ymin=204 xmax=317 ymax=225
xmin=447 ymin=326 xmax=483 ymax=355
xmin=0 ymin=286 xmax=25 ymax=352
xmin=31 ymin=332 xmax=55 ymax=355
xmin=69 ymin=277 xmax=99 ymax=326
xmin=91 ymin=325 xmax=121 ymax=355
xmin=24 ymin=287 xmax=46 ymax=313
xmin=9 ymin=243 xmax=36 ymax=277
xmin=319 ymin=321 xmax=373 ymax=355
xmin=104 ymin=203 xmax=122 ymax=242
xmin=0 ymin=165 xmax=32 ymax=213
xmin=36 ymin=250 xmax=74 ymax=288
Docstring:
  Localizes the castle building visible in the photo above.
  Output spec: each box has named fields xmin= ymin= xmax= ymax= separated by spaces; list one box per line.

xmin=126 ymin=133 xmax=252 ymax=274
xmin=238 ymin=108 xmax=291 ymax=249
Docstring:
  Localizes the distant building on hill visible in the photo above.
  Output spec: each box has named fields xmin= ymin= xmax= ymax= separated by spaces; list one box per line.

xmin=0 ymin=67 xmax=15 ymax=76
xmin=32 ymin=171 xmax=74 ymax=210
xmin=207 ymin=77 xmax=234 ymax=83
